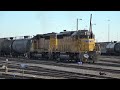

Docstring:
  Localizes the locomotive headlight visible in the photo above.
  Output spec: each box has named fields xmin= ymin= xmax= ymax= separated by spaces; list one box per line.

xmin=83 ymin=54 xmax=89 ymax=59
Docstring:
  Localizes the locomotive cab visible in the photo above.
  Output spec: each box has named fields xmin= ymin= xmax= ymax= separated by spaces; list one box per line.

xmin=71 ymin=29 xmax=100 ymax=63
xmin=72 ymin=30 xmax=95 ymax=52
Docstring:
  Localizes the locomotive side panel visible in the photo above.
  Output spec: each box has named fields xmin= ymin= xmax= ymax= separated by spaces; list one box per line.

xmin=31 ymin=35 xmax=45 ymax=53
xmin=63 ymin=36 xmax=72 ymax=52
xmin=39 ymin=38 xmax=45 ymax=52
xmin=49 ymin=33 xmax=58 ymax=52
xmin=44 ymin=39 xmax=49 ymax=52
xmin=57 ymin=35 xmax=63 ymax=52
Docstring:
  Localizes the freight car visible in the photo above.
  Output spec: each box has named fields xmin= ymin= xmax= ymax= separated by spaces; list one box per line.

xmin=11 ymin=38 xmax=32 ymax=57
xmin=0 ymin=37 xmax=32 ymax=58
xmin=106 ymin=42 xmax=120 ymax=55
xmin=0 ymin=39 xmax=14 ymax=56
xmin=98 ymin=41 xmax=120 ymax=56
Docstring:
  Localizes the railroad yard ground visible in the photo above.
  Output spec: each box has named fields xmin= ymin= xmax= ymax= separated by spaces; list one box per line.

xmin=0 ymin=55 xmax=120 ymax=79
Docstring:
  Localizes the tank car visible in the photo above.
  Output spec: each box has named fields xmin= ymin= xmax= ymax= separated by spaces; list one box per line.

xmin=0 ymin=39 xmax=14 ymax=56
xmin=0 ymin=38 xmax=8 ymax=55
xmin=106 ymin=42 xmax=120 ymax=55
xmin=11 ymin=39 xmax=32 ymax=57
xmin=0 ymin=36 xmax=32 ymax=58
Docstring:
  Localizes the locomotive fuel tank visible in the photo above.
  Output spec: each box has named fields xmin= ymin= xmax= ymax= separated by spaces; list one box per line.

xmin=12 ymin=39 xmax=32 ymax=54
xmin=59 ymin=54 xmax=70 ymax=60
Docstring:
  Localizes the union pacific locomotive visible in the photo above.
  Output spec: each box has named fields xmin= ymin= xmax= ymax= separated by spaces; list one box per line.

xmin=0 ymin=14 xmax=101 ymax=63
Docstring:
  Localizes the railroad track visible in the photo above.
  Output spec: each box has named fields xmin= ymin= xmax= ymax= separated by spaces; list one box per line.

xmin=0 ymin=66 xmax=102 ymax=79
xmin=0 ymin=63 xmax=117 ymax=79
xmin=0 ymin=64 xmax=118 ymax=79
xmin=0 ymin=57 xmax=120 ymax=79
xmin=92 ymin=61 xmax=120 ymax=67
xmin=0 ymin=72 xmax=37 ymax=79
xmin=99 ymin=59 xmax=120 ymax=64
xmin=1 ymin=57 xmax=120 ymax=74
xmin=100 ymin=55 xmax=120 ymax=59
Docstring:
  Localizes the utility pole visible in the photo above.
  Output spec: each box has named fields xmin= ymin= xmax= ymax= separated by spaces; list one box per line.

xmin=77 ymin=18 xmax=78 ymax=31
xmin=108 ymin=20 xmax=110 ymax=42
xmin=117 ymin=32 xmax=118 ymax=42
xmin=76 ymin=18 xmax=82 ymax=31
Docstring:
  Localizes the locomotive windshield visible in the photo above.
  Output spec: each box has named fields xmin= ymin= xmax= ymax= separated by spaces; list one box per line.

xmin=72 ymin=30 xmax=94 ymax=39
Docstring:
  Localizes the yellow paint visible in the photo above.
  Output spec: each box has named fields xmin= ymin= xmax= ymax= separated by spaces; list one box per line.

xmin=75 ymin=38 xmax=95 ymax=52
xmin=31 ymin=32 xmax=97 ymax=54
xmin=49 ymin=35 xmax=58 ymax=51
xmin=30 ymin=40 xmax=37 ymax=52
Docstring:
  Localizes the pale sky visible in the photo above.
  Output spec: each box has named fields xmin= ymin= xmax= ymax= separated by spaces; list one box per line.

xmin=0 ymin=11 xmax=120 ymax=42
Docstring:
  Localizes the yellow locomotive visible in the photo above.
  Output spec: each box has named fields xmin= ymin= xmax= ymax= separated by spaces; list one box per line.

xmin=30 ymin=14 xmax=100 ymax=63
